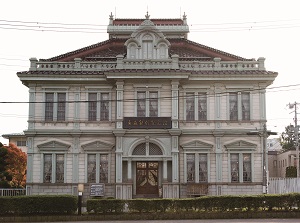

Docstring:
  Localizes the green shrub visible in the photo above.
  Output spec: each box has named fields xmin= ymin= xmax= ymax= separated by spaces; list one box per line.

xmin=0 ymin=195 xmax=77 ymax=215
xmin=87 ymin=198 xmax=124 ymax=213
xmin=286 ymin=166 xmax=297 ymax=177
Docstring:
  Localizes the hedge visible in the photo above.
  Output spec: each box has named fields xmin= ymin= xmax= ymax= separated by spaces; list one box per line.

xmin=0 ymin=195 xmax=77 ymax=215
xmin=87 ymin=193 xmax=300 ymax=214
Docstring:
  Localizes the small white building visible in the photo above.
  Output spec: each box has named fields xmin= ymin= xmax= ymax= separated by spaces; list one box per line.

xmin=17 ymin=13 xmax=277 ymax=199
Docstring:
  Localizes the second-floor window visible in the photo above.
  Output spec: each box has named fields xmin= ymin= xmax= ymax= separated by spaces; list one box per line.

xmin=137 ymin=91 xmax=158 ymax=117
xmin=88 ymin=92 xmax=110 ymax=121
xmin=185 ymin=92 xmax=207 ymax=121
xmin=45 ymin=93 xmax=66 ymax=121
xmin=229 ymin=92 xmax=250 ymax=121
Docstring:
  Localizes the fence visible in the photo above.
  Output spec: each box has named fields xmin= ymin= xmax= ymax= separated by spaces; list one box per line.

xmin=0 ymin=188 xmax=26 ymax=196
xmin=268 ymin=177 xmax=300 ymax=194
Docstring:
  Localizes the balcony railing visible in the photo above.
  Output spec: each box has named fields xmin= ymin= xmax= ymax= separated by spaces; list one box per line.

xmin=29 ymin=56 xmax=265 ymax=72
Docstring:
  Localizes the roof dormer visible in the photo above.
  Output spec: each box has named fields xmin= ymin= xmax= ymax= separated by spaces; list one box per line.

xmin=124 ymin=12 xmax=170 ymax=60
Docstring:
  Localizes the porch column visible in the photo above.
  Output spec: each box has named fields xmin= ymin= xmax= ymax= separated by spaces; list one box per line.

xmin=128 ymin=159 xmax=132 ymax=181
xmin=163 ymin=159 xmax=167 ymax=181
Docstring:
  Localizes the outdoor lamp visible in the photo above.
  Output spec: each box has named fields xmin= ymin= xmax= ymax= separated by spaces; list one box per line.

xmin=78 ymin=183 xmax=84 ymax=215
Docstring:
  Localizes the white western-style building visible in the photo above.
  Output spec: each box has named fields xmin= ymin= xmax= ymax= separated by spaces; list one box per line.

xmin=17 ymin=13 xmax=278 ymax=199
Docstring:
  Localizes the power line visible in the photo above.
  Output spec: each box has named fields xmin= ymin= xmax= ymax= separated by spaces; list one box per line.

xmin=0 ymin=83 xmax=298 ymax=104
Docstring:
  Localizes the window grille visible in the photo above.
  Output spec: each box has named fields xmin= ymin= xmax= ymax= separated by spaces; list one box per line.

xmin=132 ymin=143 xmax=146 ymax=155
xmin=149 ymin=143 xmax=162 ymax=155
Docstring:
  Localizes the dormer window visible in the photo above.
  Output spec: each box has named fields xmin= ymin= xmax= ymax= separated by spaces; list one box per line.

xmin=142 ymin=34 xmax=153 ymax=59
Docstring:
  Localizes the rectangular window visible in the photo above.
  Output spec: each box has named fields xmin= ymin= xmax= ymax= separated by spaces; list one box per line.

xmin=17 ymin=140 xmax=27 ymax=147
xmin=44 ymin=154 xmax=52 ymax=183
xmin=45 ymin=93 xmax=54 ymax=121
xmin=149 ymin=91 xmax=158 ymax=117
xmin=88 ymin=93 xmax=97 ymax=121
xmin=229 ymin=93 xmax=238 ymax=121
xmin=187 ymin=154 xmax=195 ymax=182
xmin=230 ymin=153 xmax=239 ymax=182
xmin=100 ymin=154 xmax=108 ymax=183
xmin=199 ymin=154 xmax=208 ymax=182
xmin=45 ymin=92 xmax=66 ymax=121
xmin=186 ymin=93 xmax=195 ymax=121
xmin=243 ymin=154 xmax=251 ymax=182
xmin=198 ymin=93 xmax=207 ymax=121
xmin=185 ymin=92 xmax=207 ymax=121
xmin=87 ymin=154 xmax=96 ymax=183
xmin=137 ymin=91 xmax=146 ymax=117
xmin=241 ymin=92 xmax=250 ymax=120
xmin=100 ymin=93 xmax=109 ymax=121
xmin=56 ymin=154 xmax=64 ymax=183
xmin=57 ymin=93 xmax=66 ymax=121
xmin=87 ymin=154 xmax=108 ymax=183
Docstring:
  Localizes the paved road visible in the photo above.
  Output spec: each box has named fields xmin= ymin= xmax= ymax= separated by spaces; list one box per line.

xmin=29 ymin=219 xmax=300 ymax=223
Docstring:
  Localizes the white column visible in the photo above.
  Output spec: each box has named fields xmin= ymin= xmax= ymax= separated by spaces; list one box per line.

xmin=171 ymin=81 xmax=179 ymax=129
xmin=128 ymin=159 xmax=132 ymax=181
xmin=163 ymin=159 xmax=167 ymax=181
xmin=115 ymin=136 xmax=123 ymax=183
xmin=116 ymin=81 xmax=124 ymax=129
xmin=171 ymin=136 xmax=179 ymax=182
xmin=28 ymin=87 xmax=35 ymax=130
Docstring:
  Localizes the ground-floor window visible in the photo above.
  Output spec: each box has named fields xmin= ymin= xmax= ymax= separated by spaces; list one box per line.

xmin=230 ymin=153 xmax=252 ymax=182
xmin=186 ymin=153 xmax=208 ymax=183
xmin=43 ymin=153 xmax=65 ymax=183
xmin=87 ymin=154 xmax=108 ymax=183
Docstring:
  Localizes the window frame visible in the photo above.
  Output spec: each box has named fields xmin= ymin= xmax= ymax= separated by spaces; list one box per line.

xmin=134 ymin=88 xmax=160 ymax=117
xmin=227 ymin=91 xmax=251 ymax=121
xmin=43 ymin=90 xmax=67 ymax=122
xmin=42 ymin=153 xmax=66 ymax=183
xmin=86 ymin=153 xmax=110 ymax=184
xmin=87 ymin=91 xmax=111 ymax=121
xmin=184 ymin=91 xmax=208 ymax=121
xmin=228 ymin=152 xmax=254 ymax=183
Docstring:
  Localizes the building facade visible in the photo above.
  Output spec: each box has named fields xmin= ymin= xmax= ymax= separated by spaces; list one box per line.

xmin=18 ymin=13 xmax=278 ymax=199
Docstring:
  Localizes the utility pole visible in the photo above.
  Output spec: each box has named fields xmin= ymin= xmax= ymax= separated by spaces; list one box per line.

xmin=289 ymin=102 xmax=300 ymax=177
xmin=248 ymin=124 xmax=276 ymax=193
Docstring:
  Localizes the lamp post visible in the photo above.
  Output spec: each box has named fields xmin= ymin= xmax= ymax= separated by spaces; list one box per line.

xmin=247 ymin=124 xmax=277 ymax=194
xmin=78 ymin=183 xmax=84 ymax=215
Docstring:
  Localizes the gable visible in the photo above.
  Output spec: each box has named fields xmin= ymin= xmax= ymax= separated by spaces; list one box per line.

xmin=181 ymin=140 xmax=213 ymax=151
xmin=224 ymin=140 xmax=257 ymax=151
xmin=37 ymin=140 xmax=70 ymax=151
xmin=81 ymin=140 xmax=114 ymax=151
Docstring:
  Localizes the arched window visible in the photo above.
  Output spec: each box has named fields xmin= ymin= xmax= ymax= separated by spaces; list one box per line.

xmin=142 ymin=34 xmax=153 ymax=59
xmin=132 ymin=142 xmax=162 ymax=156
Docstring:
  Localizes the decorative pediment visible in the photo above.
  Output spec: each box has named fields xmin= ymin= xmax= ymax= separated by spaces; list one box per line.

xmin=124 ymin=14 xmax=170 ymax=60
xmin=181 ymin=140 xmax=213 ymax=150
xmin=37 ymin=140 xmax=70 ymax=151
xmin=81 ymin=140 xmax=114 ymax=151
xmin=224 ymin=140 xmax=257 ymax=151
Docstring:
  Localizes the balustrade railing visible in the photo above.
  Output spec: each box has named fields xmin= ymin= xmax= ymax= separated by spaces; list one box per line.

xmin=29 ymin=56 xmax=265 ymax=72
xmin=0 ymin=188 xmax=26 ymax=196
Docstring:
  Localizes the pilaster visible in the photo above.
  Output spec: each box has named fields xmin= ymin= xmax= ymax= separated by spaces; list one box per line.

xmin=116 ymin=81 xmax=124 ymax=129
xmin=171 ymin=81 xmax=179 ymax=129
xmin=28 ymin=87 xmax=36 ymax=130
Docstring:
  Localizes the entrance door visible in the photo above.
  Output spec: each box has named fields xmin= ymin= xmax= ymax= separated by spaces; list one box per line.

xmin=136 ymin=161 xmax=158 ymax=195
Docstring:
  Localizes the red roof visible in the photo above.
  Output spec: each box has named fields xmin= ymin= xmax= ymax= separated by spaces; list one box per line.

xmin=113 ymin=19 xmax=184 ymax=26
xmin=41 ymin=38 xmax=249 ymax=62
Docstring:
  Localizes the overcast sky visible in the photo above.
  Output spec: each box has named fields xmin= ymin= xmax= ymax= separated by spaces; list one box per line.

xmin=1 ymin=0 xmax=299 ymax=144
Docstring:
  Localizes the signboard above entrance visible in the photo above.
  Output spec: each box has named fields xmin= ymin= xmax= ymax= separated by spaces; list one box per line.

xmin=123 ymin=117 xmax=172 ymax=129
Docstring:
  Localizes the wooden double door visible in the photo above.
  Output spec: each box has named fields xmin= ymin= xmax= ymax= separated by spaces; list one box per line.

xmin=136 ymin=161 xmax=159 ymax=196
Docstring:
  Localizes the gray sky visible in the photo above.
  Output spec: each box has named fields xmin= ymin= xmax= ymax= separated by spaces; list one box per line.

xmin=1 ymin=0 xmax=299 ymax=144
